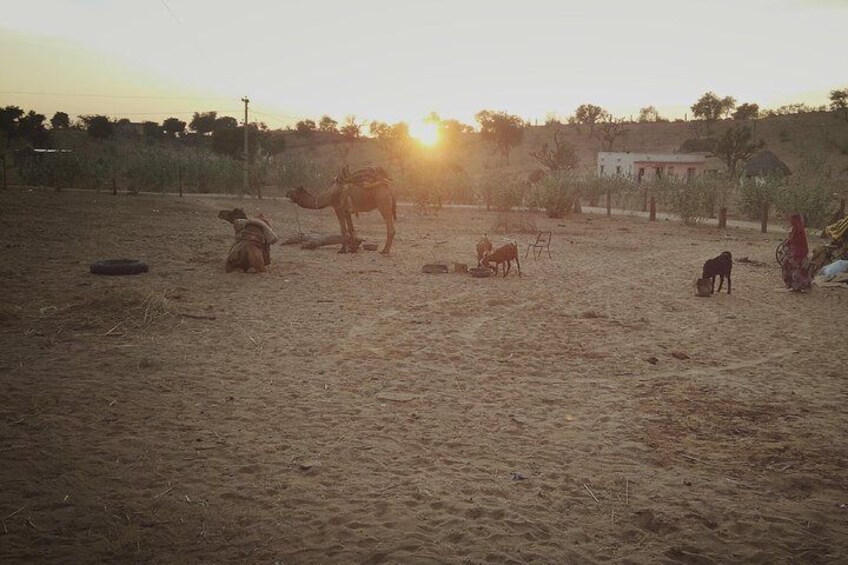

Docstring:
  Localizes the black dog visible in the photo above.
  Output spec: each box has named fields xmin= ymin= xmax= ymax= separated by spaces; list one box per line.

xmin=702 ymin=251 xmax=732 ymax=294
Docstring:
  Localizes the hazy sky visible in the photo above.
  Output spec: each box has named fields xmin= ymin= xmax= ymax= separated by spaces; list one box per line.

xmin=1 ymin=0 xmax=846 ymax=128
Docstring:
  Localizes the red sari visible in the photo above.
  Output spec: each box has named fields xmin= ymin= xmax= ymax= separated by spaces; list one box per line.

xmin=782 ymin=213 xmax=812 ymax=291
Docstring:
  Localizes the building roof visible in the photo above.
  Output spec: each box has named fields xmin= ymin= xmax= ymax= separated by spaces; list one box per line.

xmin=743 ymin=149 xmax=791 ymax=177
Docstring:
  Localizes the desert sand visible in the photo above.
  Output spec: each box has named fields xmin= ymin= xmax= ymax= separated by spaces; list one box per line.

xmin=1 ymin=189 xmax=846 ymax=564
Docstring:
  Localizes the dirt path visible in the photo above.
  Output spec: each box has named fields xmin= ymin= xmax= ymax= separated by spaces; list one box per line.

xmin=1 ymin=190 xmax=846 ymax=564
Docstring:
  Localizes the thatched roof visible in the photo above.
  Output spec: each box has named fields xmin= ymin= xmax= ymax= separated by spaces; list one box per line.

xmin=744 ymin=149 xmax=791 ymax=177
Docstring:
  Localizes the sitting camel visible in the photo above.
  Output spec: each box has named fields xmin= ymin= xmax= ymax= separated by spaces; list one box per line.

xmin=218 ymin=208 xmax=278 ymax=273
xmin=286 ymin=166 xmax=396 ymax=254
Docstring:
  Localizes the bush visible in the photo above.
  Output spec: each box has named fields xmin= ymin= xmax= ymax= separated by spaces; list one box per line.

xmin=653 ymin=175 xmax=723 ymax=225
xmin=475 ymin=169 xmax=526 ymax=211
xmin=529 ymin=171 xmax=581 ymax=218
xmin=775 ymin=154 xmax=837 ymax=228
xmin=739 ymin=174 xmax=783 ymax=220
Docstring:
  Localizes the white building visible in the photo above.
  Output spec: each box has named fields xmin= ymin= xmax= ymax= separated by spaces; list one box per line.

xmin=597 ymin=152 xmax=707 ymax=182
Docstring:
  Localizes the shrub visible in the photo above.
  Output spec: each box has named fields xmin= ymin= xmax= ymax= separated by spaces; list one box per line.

xmin=529 ymin=170 xmax=581 ymax=218
xmin=775 ymin=154 xmax=837 ymax=228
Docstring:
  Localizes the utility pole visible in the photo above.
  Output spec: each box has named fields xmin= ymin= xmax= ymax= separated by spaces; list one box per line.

xmin=241 ymin=96 xmax=249 ymax=199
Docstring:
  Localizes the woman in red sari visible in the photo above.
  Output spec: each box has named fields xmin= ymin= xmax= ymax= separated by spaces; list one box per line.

xmin=781 ymin=213 xmax=812 ymax=291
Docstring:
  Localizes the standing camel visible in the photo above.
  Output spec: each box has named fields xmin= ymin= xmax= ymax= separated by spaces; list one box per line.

xmin=287 ymin=167 xmax=396 ymax=254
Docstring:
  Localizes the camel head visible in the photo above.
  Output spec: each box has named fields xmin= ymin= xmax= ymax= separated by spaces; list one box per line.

xmin=218 ymin=207 xmax=247 ymax=225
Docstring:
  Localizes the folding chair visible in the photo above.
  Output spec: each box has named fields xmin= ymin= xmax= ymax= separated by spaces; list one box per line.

xmin=526 ymin=231 xmax=552 ymax=259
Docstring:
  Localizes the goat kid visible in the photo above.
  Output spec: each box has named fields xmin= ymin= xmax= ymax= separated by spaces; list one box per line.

xmin=483 ymin=241 xmax=522 ymax=277
xmin=702 ymin=251 xmax=732 ymax=294
xmin=476 ymin=234 xmax=493 ymax=267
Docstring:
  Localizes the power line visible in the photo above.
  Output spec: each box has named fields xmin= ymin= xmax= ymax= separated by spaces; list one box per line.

xmin=0 ymin=90 xmax=234 ymax=101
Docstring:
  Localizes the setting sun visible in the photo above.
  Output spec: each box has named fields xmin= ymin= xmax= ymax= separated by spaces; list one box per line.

xmin=409 ymin=121 xmax=439 ymax=146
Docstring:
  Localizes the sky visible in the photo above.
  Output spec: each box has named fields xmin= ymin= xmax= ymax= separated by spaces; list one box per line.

xmin=1 ymin=0 xmax=846 ymax=129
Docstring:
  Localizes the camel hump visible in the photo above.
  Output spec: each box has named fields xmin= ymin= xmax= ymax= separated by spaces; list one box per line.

xmin=338 ymin=166 xmax=393 ymax=187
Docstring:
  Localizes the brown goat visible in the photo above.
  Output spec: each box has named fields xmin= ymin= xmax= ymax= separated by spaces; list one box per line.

xmin=476 ymin=234 xmax=493 ymax=266
xmin=483 ymin=241 xmax=521 ymax=277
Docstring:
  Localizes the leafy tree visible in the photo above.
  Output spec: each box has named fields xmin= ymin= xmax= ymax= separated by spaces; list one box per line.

xmin=215 ymin=116 xmax=238 ymax=130
xmin=318 ymin=115 xmax=338 ymax=133
xmin=691 ymin=92 xmax=737 ymax=121
xmin=50 ymin=111 xmax=70 ymax=129
xmin=162 ymin=117 xmax=186 ymax=137
xmin=143 ymin=121 xmax=163 ymax=140
xmin=0 ymin=106 xmax=24 ymax=140
xmin=17 ymin=110 xmax=48 ymax=145
xmin=474 ymin=110 xmax=524 ymax=163
xmin=830 ymin=88 xmax=848 ymax=122
xmin=529 ymin=128 xmax=578 ymax=172
xmin=212 ymin=125 xmax=260 ymax=159
xmin=295 ymin=119 xmax=317 ymax=136
xmin=732 ymin=103 xmax=759 ymax=120
xmin=339 ymin=115 xmax=363 ymax=140
xmin=762 ymin=103 xmax=825 ymax=117
xmin=369 ymin=120 xmax=413 ymax=173
xmin=638 ymin=106 xmax=664 ymax=123
xmin=190 ymin=111 xmax=218 ymax=135
xmin=258 ymin=129 xmax=286 ymax=157
xmin=81 ymin=115 xmax=114 ymax=140
xmin=711 ymin=125 xmax=764 ymax=178
xmin=569 ymin=104 xmax=609 ymax=133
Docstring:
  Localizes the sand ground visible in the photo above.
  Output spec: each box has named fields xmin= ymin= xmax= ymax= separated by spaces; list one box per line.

xmin=1 ymin=189 xmax=846 ymax=564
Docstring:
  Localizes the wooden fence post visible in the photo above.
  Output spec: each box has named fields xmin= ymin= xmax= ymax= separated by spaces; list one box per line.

xmin=718 ymin=207 xmax=727 ymax=229
xmin=649 ymin=196 xmax=657 ymax=222
xmin=112 ymin=177 xmax=117 ymax=196
xmin=761 ymin=201 xmax=769 ymax=234
xmin=606 ymin=189 xmax=611 ymax=218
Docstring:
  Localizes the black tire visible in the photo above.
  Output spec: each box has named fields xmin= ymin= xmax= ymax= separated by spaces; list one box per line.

xmin=90 ymin=259 xmax=149 ymax=276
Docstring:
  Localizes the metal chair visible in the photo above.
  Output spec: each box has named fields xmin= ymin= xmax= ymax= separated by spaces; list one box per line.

xmin=526 ymin=231 xmax=552 ymax=259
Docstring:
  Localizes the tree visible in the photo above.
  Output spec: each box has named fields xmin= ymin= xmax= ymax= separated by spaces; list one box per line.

xmin=474 ymin=110 xmax=524 ymax=163
xmin=0 ymin=106 xmax=24 ymax=140
xmin=295 ymin=119 xmax=317 ymax=136
xmin=143 ymin=121 xmax=164 ymax=140
xmin=830 ymin=88 xmax=848 ymax=122
xmin=190 ymin=111 xmax=218 ymax=135
xmin=215 ymin=116 xmax=238 ymax=130
xmin=81 ymin=115 xmax=114 ymax=140
xmin=369 ymin=120 xmax=413 ymax=173
xmin=162 ymin=117 xmax=186 ymax=137
xmin=339 ymin=115 xmax=363 ymax=140
xmin=212 ymin=125 xmax=259 ymax=159
xmin=691 ymin=92 xmax=736 ymax=121
xmin=638 ymin=106 xmax=664 ymax=123
xmin=50 ymin=111 xmax=70 ymax=129
xmin=569 ymin=104 xmax=609 ymax=133
xmin=529 ymin=128 xmax=579 ymax=172
xmin=596 ymin=115 xmax=628 ymax=151
xmin=732 ymin=103 xmax=759 ymax=120
xmin=258 ymin=129 xmax=286 ymax=157
xmin=17 ymin=110 xmax=48 ymax=145
xmin=318 ymin=115 xmax=338 ymax=133
xmin=711 ymin=125 xmax=764 ymax=178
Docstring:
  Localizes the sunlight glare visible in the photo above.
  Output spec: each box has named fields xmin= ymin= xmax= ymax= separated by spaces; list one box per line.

xmin=409 ymin=121 xmax=439 ymax=146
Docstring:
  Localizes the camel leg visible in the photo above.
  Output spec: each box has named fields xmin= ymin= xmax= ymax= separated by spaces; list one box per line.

xmin=344 ymin=212 xmax=358 ymax=253
xmin=379 ymin=205 xmax=396 ymax=255
xmin=334 ymin=208 xmax=350 ymax=253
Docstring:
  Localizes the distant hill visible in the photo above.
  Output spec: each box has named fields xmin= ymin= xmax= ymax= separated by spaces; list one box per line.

xmin=282 ymin=112 xmax=848 ymax=184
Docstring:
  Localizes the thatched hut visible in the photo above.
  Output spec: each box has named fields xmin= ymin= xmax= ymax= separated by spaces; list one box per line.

xmin=743 ymin=149 xmax=791 ymax=178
